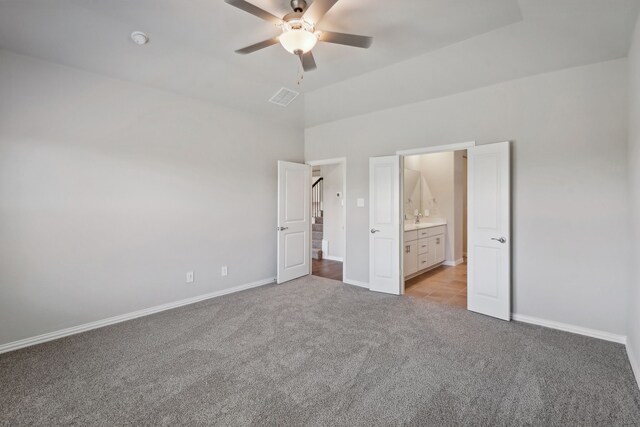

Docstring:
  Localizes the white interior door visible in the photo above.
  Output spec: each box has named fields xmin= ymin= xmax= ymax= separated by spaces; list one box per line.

xmin=369 ymin=156 xmax=401 ymax=295
xmin=277 ymin=161 xmax=311 ymax=284
xmin=467 ymin=142 xmax=511 ymax=320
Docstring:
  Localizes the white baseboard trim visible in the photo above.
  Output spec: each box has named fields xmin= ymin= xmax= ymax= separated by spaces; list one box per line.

xmin=343 ymin=278 xmax=369 ymax=289
xmin=511 ymin=313 xmax=627 ymax=344
xmin=443 ymin=258 xmax=464 ymax=267
xmin=0 ymin=277 xmax=276 ymax=355
xmin=324 ymin=255 xmax=344 ymax=262
xmin=627 ymin=341 xmax=640 ymax=389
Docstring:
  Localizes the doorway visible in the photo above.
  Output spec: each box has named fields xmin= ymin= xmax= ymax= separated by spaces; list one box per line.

xmin=307 ymin=158 xmax=346 ymax=282
xmin=367 ymin=142 xmax=511 ymax=320
xmin=402 ymin=150 xmax=467 ymax=309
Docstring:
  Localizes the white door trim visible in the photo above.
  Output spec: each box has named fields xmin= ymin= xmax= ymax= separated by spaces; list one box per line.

xmin=396 ymin=141 xmax=476 ymax=156
xmin=306 ymin=157 xmax=347 ymax=282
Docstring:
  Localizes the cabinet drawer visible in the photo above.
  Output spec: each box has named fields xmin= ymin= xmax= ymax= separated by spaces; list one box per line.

xmin=427 ymin=225 xmax=446 ymax=237
xmin=417 ymin=228 xmax=430 ymax=239
xmin=418 ymin=253 xmax=429 ymax=269
xmin=404 ymin=230 xmax=418 ymax=242
xmin=418 ymin=238 xmax=429 ymax=255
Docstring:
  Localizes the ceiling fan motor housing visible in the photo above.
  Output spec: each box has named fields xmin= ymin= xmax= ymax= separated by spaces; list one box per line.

xmin=290 ymin=0 xmax=307 ymax=12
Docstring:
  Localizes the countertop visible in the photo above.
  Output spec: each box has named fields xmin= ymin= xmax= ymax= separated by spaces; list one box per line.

xmin=403 ymin=220 xmax=447 ymax=232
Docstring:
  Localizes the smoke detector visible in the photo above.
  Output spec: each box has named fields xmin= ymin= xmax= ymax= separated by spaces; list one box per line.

xmin=269 ymin=87 xmax=299 ymax=107
xmin=130 ymin=31 xmax=149 ymax=45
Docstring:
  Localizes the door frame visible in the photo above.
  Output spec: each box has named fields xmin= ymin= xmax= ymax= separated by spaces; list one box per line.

xmin=305 ymin=157 xmax=347 ymax=282
xmin=396 ymin=141 xmax=476 ymax=294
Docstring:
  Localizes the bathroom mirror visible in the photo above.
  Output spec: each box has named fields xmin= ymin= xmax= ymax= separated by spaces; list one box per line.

xmin=404 ymin=169 xmax=421 ymax=218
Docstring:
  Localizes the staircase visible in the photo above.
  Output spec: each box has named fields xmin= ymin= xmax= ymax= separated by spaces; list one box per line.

xmin=312 ymin=177 xmax=324 ymax=260
xmin=312 ymin=216 xmax=323 ymax=260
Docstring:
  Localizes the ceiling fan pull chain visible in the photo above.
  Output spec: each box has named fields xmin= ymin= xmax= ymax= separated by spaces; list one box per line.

xmin=296 ymin=66 xmax=304 ymax=86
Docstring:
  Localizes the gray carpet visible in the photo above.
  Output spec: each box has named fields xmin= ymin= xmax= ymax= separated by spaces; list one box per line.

xmin=1 ymin=275 xmax=639 ymax=426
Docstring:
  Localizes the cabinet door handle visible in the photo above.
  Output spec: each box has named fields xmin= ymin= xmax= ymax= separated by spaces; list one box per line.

xmin=406 ymin=245 xmax=411 ymax=253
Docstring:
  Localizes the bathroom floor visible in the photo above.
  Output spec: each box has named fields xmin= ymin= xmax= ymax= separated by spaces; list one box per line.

xmin=405 ymin=261 xmax=467 ymax=309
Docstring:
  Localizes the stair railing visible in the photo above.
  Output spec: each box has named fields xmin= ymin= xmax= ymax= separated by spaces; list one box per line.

xmin=312 ymin=177 xmax=323 ymax=218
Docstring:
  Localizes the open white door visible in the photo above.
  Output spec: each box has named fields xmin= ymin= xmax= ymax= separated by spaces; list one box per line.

xmin=277 ymin=161 xmax=311 ymax=284
xmin=467 ymin=142 xmax=511 ymax=320
xmin=369 ymin=156 xmax=401 ymax=295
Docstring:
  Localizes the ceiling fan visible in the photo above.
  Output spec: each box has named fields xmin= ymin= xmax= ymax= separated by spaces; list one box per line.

xmin=224 ymin=0 xmax=373 ymax=72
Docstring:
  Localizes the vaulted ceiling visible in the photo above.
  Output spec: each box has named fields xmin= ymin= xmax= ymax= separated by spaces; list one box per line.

xmin=0 ymin=0 xmax=639 ymax=127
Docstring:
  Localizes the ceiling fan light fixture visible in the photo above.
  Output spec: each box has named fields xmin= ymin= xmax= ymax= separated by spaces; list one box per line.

xmin=279 ymin=29 xmax=318 ymax=54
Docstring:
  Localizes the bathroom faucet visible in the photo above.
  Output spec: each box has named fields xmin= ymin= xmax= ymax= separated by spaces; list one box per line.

xmin=415 ymin=213 xmax=423 ymax=224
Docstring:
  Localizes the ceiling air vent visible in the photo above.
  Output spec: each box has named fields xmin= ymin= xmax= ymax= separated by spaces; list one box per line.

xmin=269 ymin=87 xmax=300 ymax=107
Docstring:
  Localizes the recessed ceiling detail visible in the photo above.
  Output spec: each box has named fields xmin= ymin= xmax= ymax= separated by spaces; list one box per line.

xmin=224 ymin=0 xmax=373 ymax=72
xmin=0 ymin=0 xmax=637 ymax=126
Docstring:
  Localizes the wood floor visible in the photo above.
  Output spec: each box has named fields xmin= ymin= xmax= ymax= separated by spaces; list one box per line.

xmin=405 ymin=261 xmax=467 ymax=309
xmin=312 ymin=258 xmax=343 ymax=282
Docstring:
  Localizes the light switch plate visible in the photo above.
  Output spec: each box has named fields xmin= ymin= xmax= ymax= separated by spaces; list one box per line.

xmin=221 ymin=266 xmax=228 ymax=277
xmin=186 ymin=271 xmax=194 ymax=283
xmin=357 ymin=198 xmax=365 ymax=208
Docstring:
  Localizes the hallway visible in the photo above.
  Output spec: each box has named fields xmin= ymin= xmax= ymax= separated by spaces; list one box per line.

xmin=312 ymin=258 xmax=343 ymax=282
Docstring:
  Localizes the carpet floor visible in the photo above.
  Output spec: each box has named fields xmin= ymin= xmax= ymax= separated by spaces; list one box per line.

xmin=1 ymin=275 xmax=639 ymax=426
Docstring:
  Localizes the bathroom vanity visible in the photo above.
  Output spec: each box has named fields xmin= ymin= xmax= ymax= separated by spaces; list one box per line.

xmin=403 ymin=222 xmax=446 ymax=278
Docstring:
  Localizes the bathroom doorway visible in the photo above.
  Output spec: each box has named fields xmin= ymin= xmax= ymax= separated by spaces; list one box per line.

xmin=401 ymin=150 xmax=468 ymax=309
xmin=307 ymin=158 xmax=346 ymax=282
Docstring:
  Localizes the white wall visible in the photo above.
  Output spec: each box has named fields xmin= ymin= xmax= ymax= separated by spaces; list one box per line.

xmin=319 ymin=163 xmax=344 ymax=260
xmin=0 ymin=50 xmax=304 ymax=346
xmin=306 ymin=59 xmax=629 ymax=336
xmin=627 ymin=13 xmax=640 ymax=380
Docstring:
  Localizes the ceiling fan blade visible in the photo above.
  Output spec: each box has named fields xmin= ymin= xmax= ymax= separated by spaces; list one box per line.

xmin=319 ymin=31 xmax=373 ymax=49
xmin=298 ymin=51 xmax=317 ymax=72
xmin=235 ymin=37 xmax=280 ymax=54
xmin=302 ymin=0 xmax=339 ymax=25
xmin=224 ymin=0 xmax=282 ymax=25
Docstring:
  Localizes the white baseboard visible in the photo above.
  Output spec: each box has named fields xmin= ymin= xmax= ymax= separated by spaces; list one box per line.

xmin=627 ymin=340 xmax=640 ymax=389
xmin=343 ymin=278 xmax=369 ymax=289
xmin=443 ymin=258 xmax=464 ymax=267
xmin=0 ymin=277 xmax=276 ymax=355
xmin=511 ymin=313 xmax=627 ymax=344
xmin=324 ymin=255 xmax=344 ymax=262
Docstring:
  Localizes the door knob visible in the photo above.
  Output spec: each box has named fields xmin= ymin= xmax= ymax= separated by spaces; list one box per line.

xmin=370 ymin=228 xmax=380 ymax=234
xmin=491 ymin=237 xmax=506 ymax=244
xmin=277 ymin=226 xmax=289 ymax=231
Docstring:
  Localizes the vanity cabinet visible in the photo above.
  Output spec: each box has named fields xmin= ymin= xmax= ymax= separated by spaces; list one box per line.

xmin=404 ymin=225 xmax=446 ymax=278
xmin=404 ymin=240 xmax=418 ymax=276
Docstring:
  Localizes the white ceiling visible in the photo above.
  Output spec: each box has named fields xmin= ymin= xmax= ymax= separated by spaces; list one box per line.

xmin=0 ymin=0 xmax=638 ymax=128
xmin=305 ymin=0 xmax=640 ymax=126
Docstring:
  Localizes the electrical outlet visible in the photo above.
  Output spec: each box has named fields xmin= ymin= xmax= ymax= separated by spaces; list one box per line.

xmin=221 ymin=266 xmax=228 ymax=277
xmin=186 ymin=271 xmax=194 ymax=283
